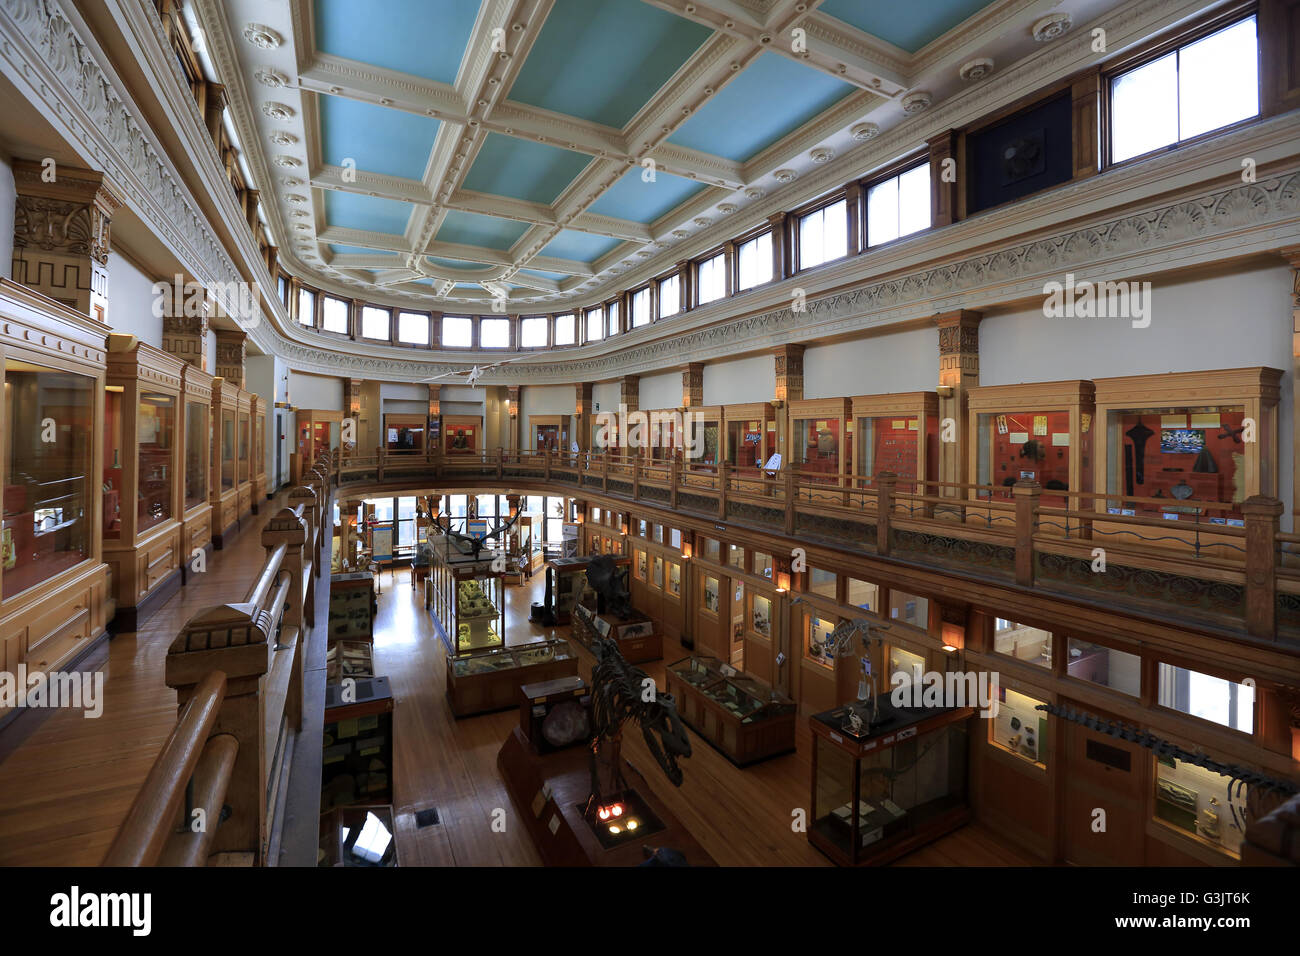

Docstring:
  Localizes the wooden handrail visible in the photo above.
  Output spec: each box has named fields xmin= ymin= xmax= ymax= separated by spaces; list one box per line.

xmin=156 ymin=734 xmax=239 ymax=867
xmin=103 ymin=669 xmax=230 ymax=866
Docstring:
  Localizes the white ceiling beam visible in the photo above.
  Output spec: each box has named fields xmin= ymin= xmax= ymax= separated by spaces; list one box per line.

xmin=311 ymin=165 xmax=434 ymax=204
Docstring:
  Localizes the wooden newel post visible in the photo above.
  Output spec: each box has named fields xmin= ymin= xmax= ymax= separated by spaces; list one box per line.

xmin=165 ymin=607 xmax=273 ymax=864
xmin=632 ymin=455 xmax=641 ymax=498
xmin=1243 ymin=495 xmax=1283 ymax=639
xmin=784 ymin=471 xmax=795 ymax=535
xmin=876 ymin=471 xmax=897 ymax=556
xmin=288 ymin=485 xmax=320 ymax=598
xmin=716 ymin=460 xmax=726 ymax=519
xmin=1013 ymin=480 xmax=1041 ymax=587
xmin=376 ymin=445 xmax=385 ymax=482
xmin=671 ymin=458 xmax=681 ymax=511
xmin=263 ymin=507 xmax=307 ymax=728
xmin=603 ymin=451 xmax=610 ymax=492
xmin=497 ymin=446 xmax=505 ymax=480
xmin=544 ymin=448 xmax=552 ymax=481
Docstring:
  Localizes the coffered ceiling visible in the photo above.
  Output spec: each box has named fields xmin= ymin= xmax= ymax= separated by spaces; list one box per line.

xmin=194 ymin=0 xmax=1127 ymax=312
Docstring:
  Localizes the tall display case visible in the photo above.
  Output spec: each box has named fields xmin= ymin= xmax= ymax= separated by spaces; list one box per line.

xmin=789 ymin=397 xmax=851 ymax=485
xmin=852 ymin=392 xmax=940 ymax=491
xmin=251 ymin=395 xmax=266 ymax=511
xmin=1091 ymin=368 xmax=1281 ymax=549
xmin=236 ymin=389 xmax=252 ymax=524
xmin=665 ymin=655 xmax=796 ymax=765
xmin=967 ymin=381 xmax=1095 ymax=514
xmin=683 ymin=405 xmax=722 ymax=478
xmin=443 ymin=414 xmax=482 ymax=456
xmin=544 ymin=554 xmax=630 ymax=625
xmin=329 ymin=571 xmax=376 ymax=643
xmin=293 ymin=409 xmax=340 ymax=484
xmin=102 ymin=336 xmax=185 ymax=629
xmin=210 ymin=377 xmax=240 ymax=548
xmin=179 ymin=364 xmax=213 ymax=582
xmin=427 ymin=544 xmax=506 ymax=654
xmin=0 ymin=281 xmax=109 ymax=721
xmin=810 ymin=701 xmax=972 ymax=865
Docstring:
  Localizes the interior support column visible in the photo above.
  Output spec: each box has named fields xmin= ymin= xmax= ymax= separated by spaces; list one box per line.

xmin=936 ymin=310 xmax=982 ymax=512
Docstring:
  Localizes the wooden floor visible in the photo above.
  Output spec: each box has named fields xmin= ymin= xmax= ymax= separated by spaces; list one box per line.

xmin=0 ymin=499 xmax=289 ymax=866
xmin=0 ymin=517 xmax=1037 ymax=867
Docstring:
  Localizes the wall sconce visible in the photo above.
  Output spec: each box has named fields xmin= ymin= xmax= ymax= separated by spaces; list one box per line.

xmin=941 ymin=621 xmax=965 ymax=652
xmin=936 ymin=385 xmax=955 ymax=398
xmin=508 ymin=400 xmax=518 ymax=418
xmin=776 ymin=571 xmax=791 ymax=592
xmin=681 ymin=541 xmax=692 ymax=560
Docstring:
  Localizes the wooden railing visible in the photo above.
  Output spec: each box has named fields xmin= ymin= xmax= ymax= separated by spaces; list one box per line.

xmin=103 ymin=458 xmax=331 ymax=866
xmin=335 ymin=447 xmax=1292 ymax=641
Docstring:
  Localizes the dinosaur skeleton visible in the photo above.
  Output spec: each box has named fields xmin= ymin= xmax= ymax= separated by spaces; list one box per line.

xmin=584 ymin=554 xmax=634 ymax=619
xmin=585 ymin=633 xmax=691 ymax=818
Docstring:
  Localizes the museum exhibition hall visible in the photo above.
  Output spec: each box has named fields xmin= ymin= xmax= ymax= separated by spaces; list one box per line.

xmin=1 ymin=0 xmax=1300 ymax=890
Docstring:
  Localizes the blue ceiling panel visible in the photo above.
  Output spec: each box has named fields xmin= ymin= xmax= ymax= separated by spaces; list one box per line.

xmin=462 ymin=133 xmax=592 ymax=204
xmin=509 ymin=0 xmax=711 ymax=128
xmin=324 ymin=189 xmax=412 ymax=235
xmin=330 ymin=243 xmax=399 ymax=256
xmin=818 ymin=0 xmax=996 ymax=53
xmin=667 ymin=53 xmax=855 ymax=162
xmin=538 ymin=230 xmax=622 ymax=263
xmin=588 ymin=167 xmax=706 ymax=224
xmin=313 ymin=0 xmax=479 ymax=85
xmin=318 ymin=94 xmax=439 ymax=181
xmin=435 ymin=210 xmax=529 ymax=251
xmin=517 ymin=268 xmax=570 ymax=282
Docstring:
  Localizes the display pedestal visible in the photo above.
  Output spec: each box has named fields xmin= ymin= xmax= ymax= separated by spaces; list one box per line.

xmin=497 ymin=726 xmax=715 ymax=866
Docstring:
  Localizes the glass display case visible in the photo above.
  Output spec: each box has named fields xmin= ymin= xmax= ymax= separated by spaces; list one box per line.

xmin=665 ymin=655 xmax=796 ymax=764
xmin=221 ymin=408 xmax=235 ymax=491
xmin=790 ymin=398 xmax=851 ymax=485
xmin=383 ymin=413 xmax=426 ymax=453
xmin=252 ymin=403 xmax=266 ymax=507
xmin=238 ymin=410 xmax=250 ymax=486
xmin=852 ymin=392 xmax=940 ymax=491
xmin=968 ymin=381 xmax=1095 ymax=513
xmin=543 ymin=554 xmax=629 ymax=625
xmin=751 ymin=593 xmax=772 ymax=638
xmin=318 ymin=805 xmax=398 ymax=867
xmin=444 ymin=415 xmax=480 ymax=455
xmin=179 ymin=364 xmax=213 ymax=575
xmin=989 ymin=686 xmax=1048 ymax=767
xmin=810 ymin=700 xmax=971 ymax=865
xmin=1152 ymin=753 xmax=1247 ymax=858
xmin=210 ymin=378 xmax=241 ymax=548
xmin=3 ymin=361 xmax=95 ymax=600
xmin=445 ymin=637 xmax=579 ymax=717
xmin=426 ymin=542 xmax=507 ymax=655
xmin=805 ymin=612 xmax=839 ymax=669
xmin=102 ymin=340 xmax=185 ymax=627
xmin=1092 ymin=368 xmax=1281 ymax=531
xmin=571 ymin=602 xmax=661 ymax=664
xmin=724 ymin=402 xmax=777 ymax=480
xmin=682 ymin=406 xmax=721 ymax=476
xmin=184 ymin=398 xmax=207 ymax=511
xmin=322 ymin=675 xmax=393 ymax=810
xmin=329 ymin=571 xmax=376 ymax=643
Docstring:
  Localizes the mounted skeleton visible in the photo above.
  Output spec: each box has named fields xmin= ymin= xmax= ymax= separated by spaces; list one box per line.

xmin=586 ymin=634 xmax=691 ymax=817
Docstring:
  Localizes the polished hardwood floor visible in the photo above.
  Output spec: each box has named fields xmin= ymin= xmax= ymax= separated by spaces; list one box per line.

xmin=0 ymin=511 xmax=1035 ymax=867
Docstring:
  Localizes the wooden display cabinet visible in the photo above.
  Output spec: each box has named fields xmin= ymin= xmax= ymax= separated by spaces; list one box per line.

xmin=251 ymin=397 xmax=267 ymax=512
xmin=323 ymin=675 xmax=393 ymax=810
xmin=1090 ymin=367 xmax=1282 ymax=555
xmin=329 ymin=571 xmax=375 ymax=643
xmin=682 ymin=405 xmax=722 ymax=480
xmin=179 ymin=364 xmax=213 ymax=583
xmin=571 ymin=603 xmax=661 ymax=664
xmin=102 ymin=336 xmax=185 ymax=630
xmin=809 ymin=701 xmax=972 ymax=866
xmin=544 ymin=554 xmax=629 ymax=625
xmin=724 ymin=402 xmax=777 ymax=490
xmin=789 ymin=397 xmax=851 ymax=487
xmin=293 ymin=409 xmax=339 ymax=484
xmin=382 ymin=412 xmax=427 ymax=453
xmin=851 ymin=391 xmax=940 ymax=491
xmin=236 ymin=389 xmax=252 ymax=525
xmin=426 ymin=543 xmax=506 ymax=655
xmin=665 ymin=655 xmax=796 ymax=765
xmin=966 ymin=380 xmax=1095 ymax=517
xmin=210 ymin=377 xmax=240 ymax=549
xmin=528 ymin=414 xmax=569 ymax=453
xmin=0 ymin=280 xmax=110 ymax=723
xmin=446 ymin=638 xmax=579 ymax=717
xmin=443 ymin=414 xmax=482 ymax=456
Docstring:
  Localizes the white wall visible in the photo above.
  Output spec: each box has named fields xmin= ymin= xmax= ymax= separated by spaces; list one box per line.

xmin=290 ymin=371 xmax=343 ymax=410
xmin=593 ymin=381 xmax=620 ymax=415
xmin=638 ymin=370 xmax=680 ymax=410
xmin=106 ymin=249 xmax=162 ymax=345
xmin=380 ymin=383 xmax=426 ymax=401
xmin=703 ymin=354 xmax=775 ymax=405
xmin=245 ymin=354 xmax=279 ymax=491
xmin=521 ymin=384 xmax=573 ymax=418
xmin=0 ymin=153 xmax=14 ymax=281
xmin=803 ymin=326 xmax=936 ymax=399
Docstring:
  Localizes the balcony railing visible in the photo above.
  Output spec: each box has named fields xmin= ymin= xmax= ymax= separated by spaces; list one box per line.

xmin=332 ymin=447 xmax=1293 ymax=644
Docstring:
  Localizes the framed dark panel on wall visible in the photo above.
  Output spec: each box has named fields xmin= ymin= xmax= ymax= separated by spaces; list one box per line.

xmin=966 ymin=92 xmax=1073 ymax=215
